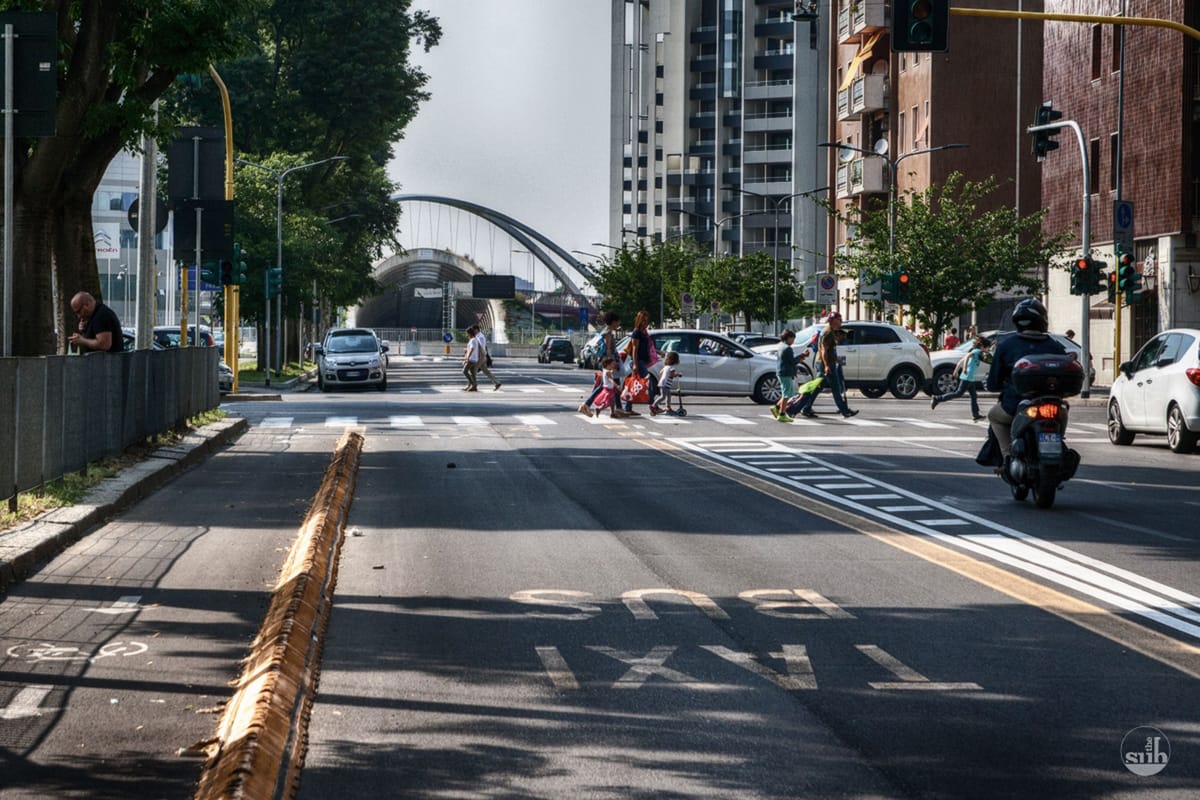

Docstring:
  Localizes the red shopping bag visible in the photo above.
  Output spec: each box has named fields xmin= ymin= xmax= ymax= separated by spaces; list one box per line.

xmin=622 ymin=373 xmax=650 ymax=404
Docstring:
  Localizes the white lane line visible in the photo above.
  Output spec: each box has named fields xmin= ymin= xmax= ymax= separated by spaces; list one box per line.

xmin=815 ymin=482 xmax=875 ymax=490
xmin=675 ymin=436 xmax=1200 ymax=641
xmin=880 ymin=505 xmax=932 ymax=513
xmin=846 ymin=493 xmax=902 ymax=500
xmin=452 ymin=416 xmax=488 ymax=426
xmin=88 ymin=595 xmax=142 ymax=615
xmin=583 ymin=415 xmax=626 ymax=425
xmin=389 ymin=415 xmax=424 ymax=428
xmin=0 ymin=685 xmax=56 ymax=720
xmin=324 ymin=416 xmax=358 ymax=427
xmin=885 ymin=417 xmax=958 ymax=430
xmin=260 ymin=417 xmax=293 ymax=428
xmin=919 ymin=519 xmax=971 ymax=527
xmin=702 ymin=414 xmax=757 ymax=425
xmin=554 ymin=386 xmax=580 ymax=394
xmin=515 ymin=414 xmax=556 ymax=426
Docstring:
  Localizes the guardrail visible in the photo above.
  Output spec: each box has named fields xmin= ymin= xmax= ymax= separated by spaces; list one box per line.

xmin=1 ymin=348 xmax=220 ymax=506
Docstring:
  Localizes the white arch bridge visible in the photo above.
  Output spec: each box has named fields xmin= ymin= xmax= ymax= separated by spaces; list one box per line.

xmin=355 ymin=194 xmax=599 ymax=343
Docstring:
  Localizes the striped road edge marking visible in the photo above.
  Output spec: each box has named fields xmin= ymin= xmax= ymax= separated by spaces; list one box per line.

xmin=637 ymin=436 xmax=1200 ymax=681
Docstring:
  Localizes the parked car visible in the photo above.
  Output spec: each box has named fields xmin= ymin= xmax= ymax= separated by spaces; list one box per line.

xmin=729 ymin=332 xmax=781 ymax=349
xmin=217 ymin=360 xmax=234 ymax=393
xmin=928 ymin=331 xmax=1092 ymax=397
xmin=577 ymin=332 xmax=604 ymax=369
xmin=312 ymin=328 xmax=389 ymax=392
xmin=152 ymin=324 xmax=215 ymax=349
xmin=1107 ymin=328 xmax=1200 ymax=453
xmin=757 ymin=321 xmax=931 ymax=399
xmin=618 ymin=329 xmax=795 ymax=404
xmin=538 ymin=336 xmax=575 ymax=363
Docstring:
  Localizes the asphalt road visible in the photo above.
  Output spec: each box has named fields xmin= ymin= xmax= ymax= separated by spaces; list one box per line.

xmin=1 ymin=355 xmax=1197 ymax=799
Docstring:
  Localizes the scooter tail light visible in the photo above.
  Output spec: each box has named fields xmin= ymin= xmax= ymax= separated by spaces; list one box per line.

xmin=1026 ymin=403 xmax=1061 ymax=419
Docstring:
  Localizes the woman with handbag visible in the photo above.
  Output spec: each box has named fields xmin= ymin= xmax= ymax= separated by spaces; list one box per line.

xmin=622 ymin=310 xmax=658 ymax=416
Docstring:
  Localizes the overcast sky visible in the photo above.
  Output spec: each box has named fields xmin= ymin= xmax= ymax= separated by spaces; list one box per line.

xmin=387 ymin=1 xmax=611 ymax=269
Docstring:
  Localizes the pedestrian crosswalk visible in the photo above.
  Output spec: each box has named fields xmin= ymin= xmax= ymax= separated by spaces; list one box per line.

xmin=247 ymin=410 xmax=1077 ymax=434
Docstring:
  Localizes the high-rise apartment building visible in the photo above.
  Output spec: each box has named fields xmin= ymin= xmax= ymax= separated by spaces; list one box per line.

xmin=610 ymin=0 xmax=830 ymax=291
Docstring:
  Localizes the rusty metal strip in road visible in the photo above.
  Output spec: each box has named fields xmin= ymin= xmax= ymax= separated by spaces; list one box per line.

xmin=192 ymin=429 xmax=364 ymax=800
xmin=638 ymin=435 xmax=1200 ymax=683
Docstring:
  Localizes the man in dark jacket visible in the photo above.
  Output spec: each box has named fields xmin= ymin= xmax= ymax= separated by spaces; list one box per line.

xmin=68 ymin=292 xmax=124 ymax=353
xmin=985 ymin=298 xmax=1066 ymax=455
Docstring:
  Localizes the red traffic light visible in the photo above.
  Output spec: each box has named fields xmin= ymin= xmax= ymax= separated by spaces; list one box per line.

xmin=1075 ymin=258 xmax=1089 ymax=272
xmin=897 ymin=272 xmax=910 ymax=286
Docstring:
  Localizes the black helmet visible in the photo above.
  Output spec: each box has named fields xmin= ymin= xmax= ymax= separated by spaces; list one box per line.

xmin=1011 ymin=297 xmax=1048 ymax=333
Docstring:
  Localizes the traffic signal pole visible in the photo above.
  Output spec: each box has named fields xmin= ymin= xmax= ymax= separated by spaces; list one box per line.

xmin=1028 ymin=117 xmax=1092 ymax=396
xmin=950 ymin=7 xmax=1200 ymax=43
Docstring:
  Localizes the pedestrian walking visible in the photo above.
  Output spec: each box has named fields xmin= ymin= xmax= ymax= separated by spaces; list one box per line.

xmin=68 ymin=291 xmax=125 ymax=353
xmin=793 ymin=312 xmax=857 ymax=418
xmin=578 ymin=311 xmax=621 ymax=415
xmin=474 ymin=326 xmax=501 ymax=390
xmin=930 ymin=336 xmax=990 ymax=420
xmin=462 ymin=325 xmax=481 ymax=391
xmin=588 ymin=356 xmax=627 ymax=417
xmin=650 ymin=350 xmax=681 ymax=415
xmin=771 ymin=329 xmax=798 ymax=420
xmin=622 ymin=310 xmax=658 ymax=415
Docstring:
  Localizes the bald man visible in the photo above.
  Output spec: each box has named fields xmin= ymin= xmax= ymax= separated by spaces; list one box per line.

xmin=68 ymin=292 xmax=125 ymax=353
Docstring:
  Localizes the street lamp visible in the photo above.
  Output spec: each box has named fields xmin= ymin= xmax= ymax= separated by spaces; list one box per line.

xmin=237 ymin=155 xmax=349 ymax=385
xmin=819 ymin=141 xmax=968 ymax=274
xmin=723 ymin=185 xmax=829 ymax=334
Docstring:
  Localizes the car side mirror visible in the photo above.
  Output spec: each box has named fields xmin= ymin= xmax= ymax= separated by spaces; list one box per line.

xmin=381 ymin=343 xmax=390 ymax=353
xmin=312 ymin=345 xmax=324 ymax=356
xmin=1118 ymin=360 xmax=1133 ymax=377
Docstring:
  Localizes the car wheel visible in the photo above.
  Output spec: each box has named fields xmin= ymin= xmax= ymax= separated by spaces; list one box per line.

xmin=317 ymin=374 xmax=327 ymax=393
xmin=1107 ymin=400 xmax=1135 ymax=446
xmin=377 ymin=375 xmax=388 ymax=392
xmin=753 ymin=374 xmax=781 ymax=404
xmin=1167 ymin=404 xmax=1198 ymax=453
xmin=930 ymin=366 xmax=957 ymax=396
xmin=888 ymin=367 xmax=922 ymax=400
xmin=860 ymin=386 xmax=887 ymax=399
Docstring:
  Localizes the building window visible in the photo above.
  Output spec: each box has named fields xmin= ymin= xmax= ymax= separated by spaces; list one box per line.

xmin=911 ymin=105 xmax=920 ymax=152
xmin=1091 ymin=25 xmax=1102 ymax=80
xmin=897 ymin=112 xmax=906 ymax=155
xmin=1089 ymin=138 xmax=1100 ymax=193
xmin=1110 ymin=133 xmax=1119 ymax=191
xmin=1111 ymin=24 xmax=1122 ymax=73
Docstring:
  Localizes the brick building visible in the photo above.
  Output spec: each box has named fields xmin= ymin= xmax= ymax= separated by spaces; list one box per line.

xmin=1041 ymin=0 xmax=1200 ymax=374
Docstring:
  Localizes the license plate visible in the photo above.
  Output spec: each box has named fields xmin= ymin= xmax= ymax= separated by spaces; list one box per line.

xmin=1037 ymin=431 xmax=1061 ymax=455
xmin=344 ymin=370 xmax=365 ymax=379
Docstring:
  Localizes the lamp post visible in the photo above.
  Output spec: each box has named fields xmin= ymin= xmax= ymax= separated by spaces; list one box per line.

xmin=237 ymin=155 xmax=349 ymax=385
xmin=819 ymin=141 xmax=968 ymax=273
xmin=723 ymin=185 xmax=829 ymax=334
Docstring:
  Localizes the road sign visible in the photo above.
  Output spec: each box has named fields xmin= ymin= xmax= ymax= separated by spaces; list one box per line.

xmin=681 ymin=292 xmax=695 ymax=315
xmin=815 ymin=272 xmax=838 ymax=304
xmin=442 ymin=332 xmax=453 ymax=344
xmin=1114 ymin=200 xmax=1134 ymax=255
xmin=578 ymin=306 xmax=588 ymax=327
xmin=858 ymin=279 xmax=882 ymax=301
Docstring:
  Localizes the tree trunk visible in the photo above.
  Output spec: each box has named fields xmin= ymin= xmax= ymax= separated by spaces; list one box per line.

xmin=11 ymin=200 xmax=60 ymax=356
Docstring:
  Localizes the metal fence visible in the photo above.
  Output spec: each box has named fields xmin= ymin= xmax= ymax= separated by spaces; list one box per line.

xmin=1 ymin=347 xmax=220 ymax=505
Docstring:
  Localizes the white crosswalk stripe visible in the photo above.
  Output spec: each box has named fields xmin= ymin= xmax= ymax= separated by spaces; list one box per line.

xmin=702 ymin=414 xmax=755 ymax=425
xmin=324 ymin=416 xmax=358 ymax=427
xmin=452 ymin=415 xmax=488 ymax=426
xmin=884 ymin=417 xmax=958 ymax=430
xmin=261 ymin=417 xmax=293 ymax=428
xmin=514 ymin=414 xmax=556 ymax=426
xmin=389 ymin=415 xmax=423 ymax=428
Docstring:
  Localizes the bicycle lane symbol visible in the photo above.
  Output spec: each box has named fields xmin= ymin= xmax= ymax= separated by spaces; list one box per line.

xmin=5 ymin=641 xmax=149 ymax=665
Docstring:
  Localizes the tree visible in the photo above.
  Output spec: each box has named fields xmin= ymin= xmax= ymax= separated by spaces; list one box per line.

xmin=590 ymin=242 xmax=659 ymax=327
xmin=828 ymin=173 xmax=1069 ymax=340
xmin=690 ymin=250 xmax=802 ymax=331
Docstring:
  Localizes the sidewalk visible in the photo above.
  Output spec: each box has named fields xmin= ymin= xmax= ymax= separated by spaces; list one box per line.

xmin=0 ymin=418 xmax=247 ymax=594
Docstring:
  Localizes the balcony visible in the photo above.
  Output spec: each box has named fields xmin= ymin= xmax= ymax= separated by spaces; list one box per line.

xmin=837 ymin=0 xmax=888 ymax=45
xmin=690 ymin=55 xmax=717 ymax=72
xmin=836 ymin=157 xmax=887 ymax=197
xmin=690 ymin=25 xmax=717 ymax=45
xmin=690 ymin=82 xmax=717 ymax=100
xmin=745 ymin=79 xmax=794 ymax=101
xmin=753 ymin=52 xmax=794 ymax=71
xmin=754 ymin=19 xmax=794 ymax=38
xmin=743 ymin=110 xmax=793 ymax=132
xmin=744 ymin=179 xmax=794 ymax=195
xmin=836 ymin=73 xmax=888 ymax=121
xmin=744 ymin=143 xmax=793 ymax=164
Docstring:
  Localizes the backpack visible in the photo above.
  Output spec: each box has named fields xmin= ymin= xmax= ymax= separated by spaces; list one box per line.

xmin=595 ymin=332 xmax=607 ymax=359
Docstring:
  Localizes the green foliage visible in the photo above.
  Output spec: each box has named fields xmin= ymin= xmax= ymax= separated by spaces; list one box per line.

xmin=827 ymin=173 xmax=1070 ymax=339
xmin=590 ymin=242 xmax=662 ymax=327
xmin=691 ymin=250 xmax=802 ymax=330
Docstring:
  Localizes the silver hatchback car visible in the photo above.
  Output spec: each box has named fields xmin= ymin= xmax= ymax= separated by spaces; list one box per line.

xmin=1107 ymin=328 xmax=1200 ymax=453
xmin=314 ymin=328 xmax=389 ymax=392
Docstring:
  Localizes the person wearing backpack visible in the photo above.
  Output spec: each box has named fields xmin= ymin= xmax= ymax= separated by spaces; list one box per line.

xmin=577 ymin=311 xmax=621 ymax=416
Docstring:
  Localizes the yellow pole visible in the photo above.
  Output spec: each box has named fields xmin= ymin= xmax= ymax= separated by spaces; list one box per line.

xmin=951 ymin=8 xmax=1200 ymax=42
xmin=208 ymin=64 xmax=239 ymax=392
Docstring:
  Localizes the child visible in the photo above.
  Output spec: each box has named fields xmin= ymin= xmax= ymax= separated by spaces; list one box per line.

xmin=591 ymin=356 xmax=627 ymax=417
xmin=930 ymin=336 xmax=990 ymax=420
xmin=771 ymin=329 xmax=798 ymax=420
xmin=650 ymin=351 xmax=681 ymax=416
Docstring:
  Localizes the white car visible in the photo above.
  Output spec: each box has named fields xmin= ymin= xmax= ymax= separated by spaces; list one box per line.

xmin=757 ymin=321 xmax=931 ymax=400
xmin=1107 ymin=328 xmax=1200 ymax=453
xmin=619 ymin=329 xmax=797 ymax=404
xmin=313 ymin=328 xmax=389 ymax=392
xmin=929 ymin=331 xmax=1091 ymax=397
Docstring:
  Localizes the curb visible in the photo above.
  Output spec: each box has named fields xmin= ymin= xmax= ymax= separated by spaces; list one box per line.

xmin=0 ymin=417 xmax=249 ymax=595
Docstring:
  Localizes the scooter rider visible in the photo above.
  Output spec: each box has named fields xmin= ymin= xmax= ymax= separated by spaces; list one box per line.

xmin=984 ymin=298 xmax=1068 ymax=457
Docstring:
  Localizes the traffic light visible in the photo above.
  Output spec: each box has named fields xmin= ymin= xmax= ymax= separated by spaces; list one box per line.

xmin=1070 ymin=258 xmax=1084 ymax=296
xmin=1117 ymin=253 xmax=1144 ymax=303
xmin=199 ymin=261 xmax=220 ymax=288
xmin=1072 ymin=257 xmax=1107 ymax=296
xmin=1106 ymin=270 xmax=1118 ymax=304
xmin=895 ymin=270 xmax=911 ymax=303
xmin=266 ymin=266 xmax=283 ymax=298
xmin=219 ymin=260 xmax=233 ymax=286
xmin=231 ymin=242 xmax=249 ymax=285
xmin=1032 ymin=102 xmax=1064 ymax=161
xmin=891 ymin=0 xmax=948 ymax=52
xmin=880 ymin=271 xmax=898 ymax=302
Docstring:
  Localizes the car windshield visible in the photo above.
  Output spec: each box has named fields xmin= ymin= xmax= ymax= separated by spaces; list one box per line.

xmin=326 ymin=334 xmax=377 ymax=353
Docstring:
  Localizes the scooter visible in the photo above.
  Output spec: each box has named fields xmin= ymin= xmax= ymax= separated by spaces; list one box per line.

xmin=998 ymin=354 xmax=1084 ymax=509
